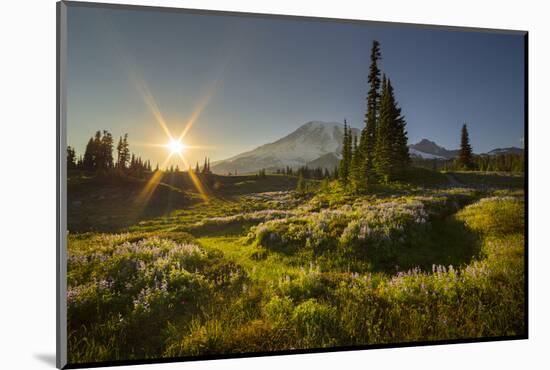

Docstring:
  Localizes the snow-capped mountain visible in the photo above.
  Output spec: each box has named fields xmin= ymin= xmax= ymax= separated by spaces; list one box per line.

xmin=408 ymin=139 xmax=459 ymax=159
xmin=485 ymin=147 xmax=524 ymax=156
xmin=211 ymin=121 xmax=360 ymax=174
xmin=409 ymin=139 xmax=524 ymax=160
xmin=211 ymin=126 xmax=524 ymax=174
xmin=408 ymin=148 xmax=448 ymax=160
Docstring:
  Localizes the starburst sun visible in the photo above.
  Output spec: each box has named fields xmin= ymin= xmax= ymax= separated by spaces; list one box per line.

xmin=166 ymin=139 xmax=186 ymax=154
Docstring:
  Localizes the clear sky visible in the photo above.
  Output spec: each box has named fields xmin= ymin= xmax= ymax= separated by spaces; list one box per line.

xmin=67 ymin=4 xmax=525 ymax=168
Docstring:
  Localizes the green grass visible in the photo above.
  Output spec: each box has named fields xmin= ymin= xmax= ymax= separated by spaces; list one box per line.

xmin=198 ymin=236 xmax=304 ymax=283
xmin=447 ymin=171 xmax=525 ymax=189
xmin=66 ymin=176 xmax=525 ymax=363
xmin=394 ymin=166 xmax=449 ymax=187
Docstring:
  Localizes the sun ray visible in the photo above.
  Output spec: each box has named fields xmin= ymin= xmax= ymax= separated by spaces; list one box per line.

xmin=100 ymin=16 xmax=175 ymax=143
xmin=129 ymin=70 xmax=174 ymax=141
xmin=177 ymin=152 xmax=209 ymax=202
xmin=177 ymin=71 xmax=225 ymax=142
xmin=101 ymin=15 xmax=211 ymax=206
xmin=135 ymin=152 xmax=174 ymax=206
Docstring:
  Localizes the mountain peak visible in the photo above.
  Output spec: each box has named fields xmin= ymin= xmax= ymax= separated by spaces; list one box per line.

xmin=417 ymin=138 xmax=437 ymax=146
xmin=409 ymin=139 xmax=457 ymax=159
xmin=211 ymin=121 xmax=359 ymax=174
xmin=298 ymin=121 xmax=346 ymax=131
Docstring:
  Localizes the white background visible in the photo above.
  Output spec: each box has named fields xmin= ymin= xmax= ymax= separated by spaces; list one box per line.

xmin=1 ymin=0 xmax=547 ymax=369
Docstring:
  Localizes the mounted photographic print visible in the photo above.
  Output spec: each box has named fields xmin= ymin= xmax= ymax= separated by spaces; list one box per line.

xmin=57 ymin=1 xmax=527 ymax=368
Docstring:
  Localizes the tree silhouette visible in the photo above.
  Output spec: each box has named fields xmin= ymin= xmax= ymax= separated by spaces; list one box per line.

xmin=458 ymin=123 xmax=474 ymax=169
xmin=374 ymin=76 xmax=393 ymax=182
xmin=339 ymin=120 xmax=351 ymax=185
xmin=358 ymin=40 xmax=382 ymax=187
xmin=67 ymin=146 xmax=76 ymax=169
xmin=116 ymin=133 xmax=130 ymax=170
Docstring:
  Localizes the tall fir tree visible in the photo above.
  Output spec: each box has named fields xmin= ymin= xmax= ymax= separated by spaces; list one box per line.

xmin=374 ymin=76 xmax=393 ymax=182
xmin=92 ymin=131 xmax=103 ymax=170
xmin=67 ymin=146 xmax=76 ymax=169
xmin=202 ymin=157 xmax=208 ymax=174
xmin=458 ymin=123 xmax=474 ymax=169
xmin=116 ymin=133 xmax=130 ymax=170
xmin=101 ymin=130 xmax=114 ymax=169
xmin=350 ymin=133 xmax=362 ymax=190
xmin=358 ymin=40 xmax=382 ymax=187
xmin=83 ymin=137 xmax=95 ymax=170
xmin=386 ymin=79 xmax=410 ymax=173
xmin=389 ymin=80 xmax=410 ymax=171
xmin=116 ymin=136 xmax=123 ymax=168
xmin=338 ymin=120 xmax=351 ymax=185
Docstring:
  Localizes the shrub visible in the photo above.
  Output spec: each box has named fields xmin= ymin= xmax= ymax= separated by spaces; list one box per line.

xmin=291 ymin=299 xmax=338 ymax=347
xmin=264 ymin=295 xmax=294 ymax=327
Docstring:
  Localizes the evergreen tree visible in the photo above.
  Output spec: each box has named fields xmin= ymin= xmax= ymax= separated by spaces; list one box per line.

xmin=373 ymin=77 xmax=410 ymax=182
xmin=100 ymin=130 xmax=114 ymax=169
xmin=338 ymin=120 xmax=351 ymax=185
xmin=387 ymin=80 xmax=410 ymax=171
xmin=202 ymin=157 xmax=208 ymax=174
xmin=116 ymin=133 xmax=130 ymax=170
xmin=67 ymin=146 xmax=76 ymax=169
xmin=130 ymin=154 xmax=136 ymax=171
xmin=374 ymin=76 xmax=393 ymax=182
xmin=195 ymin=161 xmax=200 ymax=173
xmin=458 ymin=123 xmax=474 ymax=169
xmin=358 ymin=40 xmax=382 ymax=186
xmin=350 ymin=133 xmax=362 ymax=190
xmin=92 ymin=131 xmax=104 ymax=169
xmin=116 ymin=136 xmax=123 ymax=168
xmin=83 ymin=137 xmax=95 ymax=171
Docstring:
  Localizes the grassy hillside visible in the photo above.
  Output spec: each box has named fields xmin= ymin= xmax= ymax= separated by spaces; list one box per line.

xmin=66 ymin=175 xmax=525 ymax=363
xmin=67 ymin=173 xmax=301 ymax=232
xmin=67 ymin=174 xmax=198 ymax=232
xmin=446 ymin=171 xmax=525 ymax=189
xmin=161 ymin=172 xmax=299 ymax=196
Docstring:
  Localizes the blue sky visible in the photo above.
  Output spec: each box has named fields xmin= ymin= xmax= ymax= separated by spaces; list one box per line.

xmin=67 ymin=5 xmax=525 ymax=168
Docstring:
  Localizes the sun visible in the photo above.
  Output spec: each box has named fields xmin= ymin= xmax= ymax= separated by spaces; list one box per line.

xmin=166 ymin=139 xmax=186 ymax=154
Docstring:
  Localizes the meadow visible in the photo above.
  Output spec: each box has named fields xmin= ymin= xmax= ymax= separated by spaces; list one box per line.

xmin=66 ymin=170 xmax=525 ymax=363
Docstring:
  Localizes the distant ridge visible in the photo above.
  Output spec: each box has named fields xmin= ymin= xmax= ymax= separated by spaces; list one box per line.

xmin=409 ymin=139 xmax=524 ymax=160
xmin=212 ymin=124 xmax=524 ymax=173
xmin=485 ymin=147 xmax=524 ymax=156
xmin=408 ymin=139 xmax=459 ymax=159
